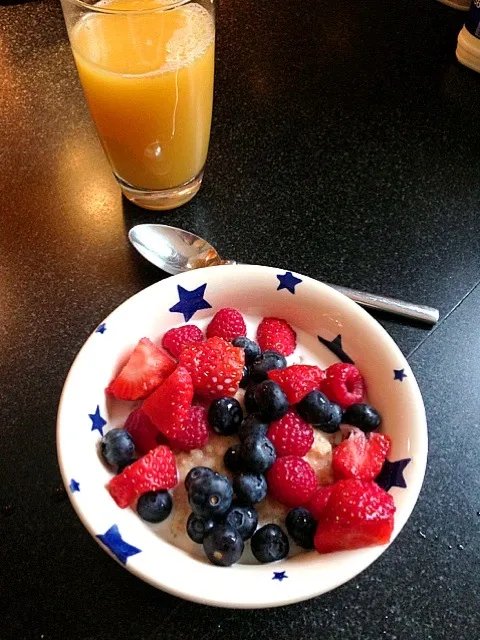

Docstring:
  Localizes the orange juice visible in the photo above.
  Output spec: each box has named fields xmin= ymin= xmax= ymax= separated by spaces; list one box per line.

xmin=70 ymin=0 xmax=214 ymax=191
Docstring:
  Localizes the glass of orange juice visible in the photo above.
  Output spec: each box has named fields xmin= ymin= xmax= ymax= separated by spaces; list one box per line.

xmin=60 ymin=0 xmax=215 ymax=210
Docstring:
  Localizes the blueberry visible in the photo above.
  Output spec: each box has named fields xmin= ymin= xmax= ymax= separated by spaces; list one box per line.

xmin=208 ymin=397 xmax=243 ymax=435
xmin=203 ymin=524 xmax=244 ymax=566
xmin=342 ymin=403 xmax=381 ymax=432
xmin=224 ymin=444 xmax=244 ymax=473
xmin=185 ymin=466 xmax=214 ymax=492
xmin=286 ymin=507 xmax=316 ymax=549
xmin=233 ymin=473 xmax=267 ymax=504
xmin=137 ymin=490 xmax=172 ymax=523
xmin=188 ymin=471 xmax=233 ymax=518
xmin=225 ymin=503 xmax=258 ymax=540
xmin=101 ymin=429 xmax=135 ymax=467
xmin=250 ymin=351 xmax=287 ymax=383
xmin=253 ymin=380 xmax=289 ymax=421
xmin=240 ymin=435 xmax=276 ymax=473
xmin=244 ymin=385 xmax=259 ymax=414
xmin=296 ymin=391 xmax=332 ymax=428
xmin=239 ymin=366 xmax=250 ymax=389
xmin=232 ymin=337 xmax=261 ymax=365
xmin=322 ymin=402 xmax=343 ymax=433
xmin=251 ymin=524 xmax=289 ymax=563
xmin=186 ymin=512 xmax=216 ymax=543
xmin=238 ymin=414 xmax=269 ymax=442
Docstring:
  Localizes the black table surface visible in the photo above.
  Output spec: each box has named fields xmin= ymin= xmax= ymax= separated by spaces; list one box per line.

xmin=1 ymin=0 xmax=480 ymax=637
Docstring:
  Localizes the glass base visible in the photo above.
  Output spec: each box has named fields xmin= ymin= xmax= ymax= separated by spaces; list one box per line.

xmin=117 ymin=171 xmax=204 ymax=211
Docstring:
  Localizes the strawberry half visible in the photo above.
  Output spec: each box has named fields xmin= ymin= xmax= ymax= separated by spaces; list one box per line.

xmin=314 ymin=479 xmax=395 ymax=553
xmin=108 ymin=445 xmax=177 ymax=508
xmin=142 ymin=366 xmax=194 ymax=439
xmin=267 ymin=364 xmax=325 ymax=405
xmin=124 ymin=407 xmax=163 ymax=455
xmin=332 ymin=429 xmax=391 ymax=481
xmin=307 ymin=485 xmax=333 ymax=520
xmin=178 ymin=336 xmax=245 ymax=399
xmin=106 ymin=338 xmax=176 ymax=401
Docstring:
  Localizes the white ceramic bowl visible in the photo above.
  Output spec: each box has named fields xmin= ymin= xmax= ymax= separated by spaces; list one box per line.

xmin=57 ymin=264 xmax=427 ymax=608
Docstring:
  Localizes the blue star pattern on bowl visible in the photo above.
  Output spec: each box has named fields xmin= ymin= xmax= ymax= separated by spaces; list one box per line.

xmin=318 ymin=334 xmax=354 ymax=364
xmin=169 ymin=284 xmax=212 ymax=322
xmin=376 ymin=458 xmax=411 ymax=491
xmin=276 ymin=271 xmax=303 ymax=294
xmin=69 ymin=479 xmax=80 ymax=493
xmin=95 ymin=322 xmax=107 ymax=334
xmin=88 ymin=405 xmax=107 ymax=436
xmin=272 ymin=571 xmax=288 ymax=582
xmin=394 ymin=368 xmax=407 ymax=381
xmin=96 ymin=524 xmax=142 ymax=565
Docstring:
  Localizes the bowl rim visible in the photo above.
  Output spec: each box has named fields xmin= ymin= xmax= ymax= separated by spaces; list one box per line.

xmin=56 ymin=264 xmax=428 ymax=608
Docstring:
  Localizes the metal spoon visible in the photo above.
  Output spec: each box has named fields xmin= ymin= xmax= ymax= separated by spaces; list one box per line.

xmin=128 ymin=224 xmax=439 ymax=325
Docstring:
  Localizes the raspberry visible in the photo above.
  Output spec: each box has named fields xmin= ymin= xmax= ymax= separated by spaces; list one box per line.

xmin=161 ymin=325 xmax=204 ymax=358
xmin=168 ymin=405 xmax=209 ymax=451
xmin=322 ymin=363 xmax=365 ymax=408
xmin=256 ymin=317 xmax=296 ymax=357
xmin=307 ymin=485 xmax=333 ymax=520
xmin=267 ymin=364 xmax=325 ymax=404
xmin=206 ymin=308 xmax=247 ymax=341
xmin=108 ymin=445 xmax=177 ymax=508
xmin=314 ymin=479 xmax=395 ymax=553
xmin=142 ymin=366 xmax=193 ymax=439
xmin=124 ymin=407 xmax=163 ymax=455
xmin=267 ymin=456 xmax=317 ymax=507
xmin=267 ymin=409 xmax=314 ymax=457
xmin=179 ymin=336 xmax=245 ymax=399
xmin=332 ymin=430 xmax=391 ymax=481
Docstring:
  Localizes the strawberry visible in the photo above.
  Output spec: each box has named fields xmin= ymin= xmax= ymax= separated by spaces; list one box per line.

xmin=267 ymin=364 xmax=325 ymax=405
xmin=332 ymin=430 xmax=391 ymax=481
xmin=307 ymin=485 xmax=333 ymax=520
xmin=161 ymin=325 xmax=204 ymax=359
xmin=314 ymin=479 xmax=395 ymax=553
xmin=108 ymin=445 xmax=177 ymax=508
xmin=267 ymin=456 xmax=317 ymax=507
xmin=256 ymin=317 xmax=296 ymax=357
xmin=142 ymin=366 xmax=193 ymax=439
xmin=106 ymin=338 xmax=176 ymax=401
xmin=124 ymin=407 xmax=163 ymax=455
xmin=168 ymin=405 xmax=209 ymax=451
xmin=321 ymin=363 xmax=365 ymax=408
xmin=206 ymin=308 xmax=247 ymax=342
xmin=178 ymin=336 xmax=245 ymax=399
xmin=267 ymin=409 xmax=314 ymax=457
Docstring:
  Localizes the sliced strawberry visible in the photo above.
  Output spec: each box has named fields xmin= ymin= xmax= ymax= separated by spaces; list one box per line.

xmin=267 ymin=364 xmax=325 ymax=405
xmin=106 ymin=338 xmax=176 ymax=401
xmin=307 ymin=485 xmax=333 ymax=520
xmin=314 ymin=479 xmax=395 ymax=553
xmin=142 ymin=366 xmax=193 ymax=439
xmin=178 ymin=336 xmax=245 ymax=399
xmin=124 ymin=408 xmax=163 ymax=455
xmin=332 ymin=430 xmax=391 ymax=481
xmin=108 ymin=445 xmax=177 ymax=508
xmin=168 ymin=405 xmax=209 ymax=451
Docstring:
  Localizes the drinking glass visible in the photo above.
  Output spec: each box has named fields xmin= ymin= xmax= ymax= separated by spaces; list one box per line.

xmin=60 ymin=0 xmax=215 ymax=210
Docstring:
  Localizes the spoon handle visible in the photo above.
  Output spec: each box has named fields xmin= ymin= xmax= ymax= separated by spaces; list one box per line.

xmin=324 ymin=283 xmax=439 ymax=325
xmin=221 ymin=261 xmax=438 ymax=325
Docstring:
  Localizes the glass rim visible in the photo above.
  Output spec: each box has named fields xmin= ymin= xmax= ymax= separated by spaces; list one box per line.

xmin=62 ymin=0 xmax=194 ymax=15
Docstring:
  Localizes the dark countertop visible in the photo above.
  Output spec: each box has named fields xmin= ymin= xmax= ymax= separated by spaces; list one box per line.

xmin=1 ymin=0 xmax=479 ymax=637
